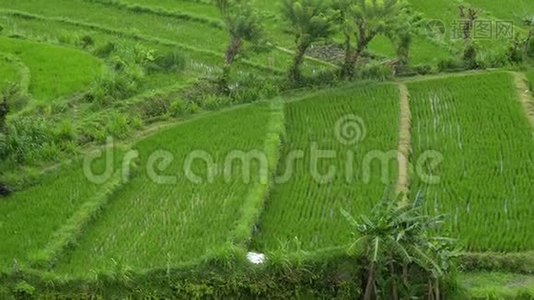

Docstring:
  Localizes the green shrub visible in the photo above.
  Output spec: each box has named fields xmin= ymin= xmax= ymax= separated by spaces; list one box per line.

xmin=170 ymin=98 xmax=186 ymax=117
xmin=145 ymin=50 xmax=186 ymax=74
xmin=39 ymin=142 xmax=61 ymax=162
xmin=57 ymin=31 xmax=78 ymax=45
xmin=13 ymin=280 xmax=35 ymax=299
xmin=54 ymin=120 xmax=76 ymax=142
xmin=506 ymin=35 xmax=526 ymax=64
xmin=79 ymin=35 xmax=94 ymax=49
xmin=303 ymin=70 xmax=340 ymax=87
xmin=414 ymin=64 xmax=434 ymax=75
xmin=461 ymin=252 xmax=534 ymax=274
xmin=0 ymin=117 xmax=54 ymax=164
xmin=88 ymin=69 xmax=142 ymax=105
xmin=527 ymin=38 xmax=534 ymax=58
xmin=93 ymin=41 xmax=116 ymax=58
xmin=202 ymin=94 xmax=221 ymax=110
xmin=463 ymin=43 xmax=478 ymax=69
xmin=477 ymin=49 xmax=509 ymax=69
xmin=0 ymin=250 xmax=363 ymax=298
xmin=106 ymin=113 xmax=131 ymax=139
xmin=186 ymin=102 xmax=200 ymax=114
xmin=358 ymin=62 xmax=394 ymax=81
xmin=181 ymin=79 xmax=218 ymax=103
xmin=437 ymin=58 xmax=464 ymax=72
xmin=136 ymin=95 xmax=171 ymax=119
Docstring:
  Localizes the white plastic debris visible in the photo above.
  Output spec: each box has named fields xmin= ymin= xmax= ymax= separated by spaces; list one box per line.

xmin=246 ymin=252 xmax=266 ymax=265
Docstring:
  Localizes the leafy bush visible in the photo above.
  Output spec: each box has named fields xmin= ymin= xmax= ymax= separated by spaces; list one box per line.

xmin=476 ymin=49 xmax=509 ymax=69
xmin=358 ymin=62 xmax=394 ymax=81
xmin=186 ymin=102 xmax=200 ymax=114
xmin=170 ymin=98 xmax=186 ymax=117
xmin=461 ymin=252 xmax=534 ymax=274
xmin=202 ymin=94 xmax=221 ymax=110
xmin=136 ymin=95 xmax=171 ymax=119
xmin=54 ymin=120 xmax=77 ymax=142
xmin=79 ymin=35 xmax=94 ymax=49
xmin=13 ymin=281 xmax=35 ymax=299
xmin=181 ymin=79 xmax=219 ymax=105
xmin=93 ymin=41 xmax=116 ymax=58
xmin=0 ymin=117 xmax=56 ymax=164
xmin=527 ymin=38 xmax=534 ymax=58
xmin=145 ymin=50 xmax=186 ymax=74
xmin=414 ymin=64 xmax=434 ymax=75
xmin=437 ymin=58 xmax=464 ymax=72
xmin=463 ymin=43 xmax=478 ymax=69
xmin=88 ymin=68 xmax=143 ymax=105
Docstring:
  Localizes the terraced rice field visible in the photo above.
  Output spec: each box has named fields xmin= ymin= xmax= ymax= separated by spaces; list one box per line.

xmin=56 ymin=103 xmax=278 ymax=274
xmin=253 ymin=84 xmax=401 ymax=252
xmin=0 ymin=149 xmax=123 ymax=268
xmin=0 ymin=36 xmax=101 ymax=102
xmin=408 ymin=72 xmax=534 ymax=252
xmin=0 ymin=54 xmax=18 ymax=90
xmin=0 ymin=0 xmax=533 ymax=297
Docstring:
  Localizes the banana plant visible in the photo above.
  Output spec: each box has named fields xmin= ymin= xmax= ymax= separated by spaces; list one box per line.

xmin=341 ymin=192 xmax=459 ymax=300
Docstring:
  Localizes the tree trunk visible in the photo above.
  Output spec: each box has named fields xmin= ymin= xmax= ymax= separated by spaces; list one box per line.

xmin=364 ymin=262 xmax=376 ymax=300
xmin=225 ymin=35 xmax=242 ymax=66
xmin=341 ymin=32 xmax=354 ymax=79
xmin=347 ymin=24 xmax=376 ymax=78
xmin=434 ymin=279 xmax=440 ymax=300
xmin=289 ymin=42 xmax=309 ymax=85
xmin=428 ymin=281 xmax=434 ymax=300
xmin=402 ymin=264 xmax=408 ymax=286
xmin=397 ymin=35 xmax=411 ymax=68
xmin=390 ymin=261 xmax=399 ymax=300
xmin=219 ymin=35 xmax=242 ymax=93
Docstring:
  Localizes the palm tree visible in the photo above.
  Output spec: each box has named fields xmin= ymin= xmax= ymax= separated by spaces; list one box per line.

xmin=384 ymin=5 xmax=423 ymax=70
xmin=282 ymin=0 xmax=334 ymax=84
xmin=335 ymin=0 xmax=406 ymax=78
xmin=341 ymin=193 xmax=459 ymax=300
xmin=524 ymin=16 xmax=534 ymax=57
xmin=215 ymin=0 xmax=263 ymax=92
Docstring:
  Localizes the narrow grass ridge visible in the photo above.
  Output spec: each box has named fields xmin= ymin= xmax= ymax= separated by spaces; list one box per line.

xmin=461 ymin=272 xmax=534 ymax=299
xmin=0 ymin=9 xmax=284 ymax=75
xmin=512 ymin=72 xmax=534 ymax=130
xmin=29 ymin=169 xmax=132 ymax=270
xmin=83 ymin=0 xmax=224 ymax=29
xmin=229 ymin=99 xmax=285 ymax=248
xmin=396 ymin=82 xmax=411 ymax=196
xmin=0 ymin=52 xmax=31 ymax=96
xmin=461 ymin=251 xmax=534 ymax=275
